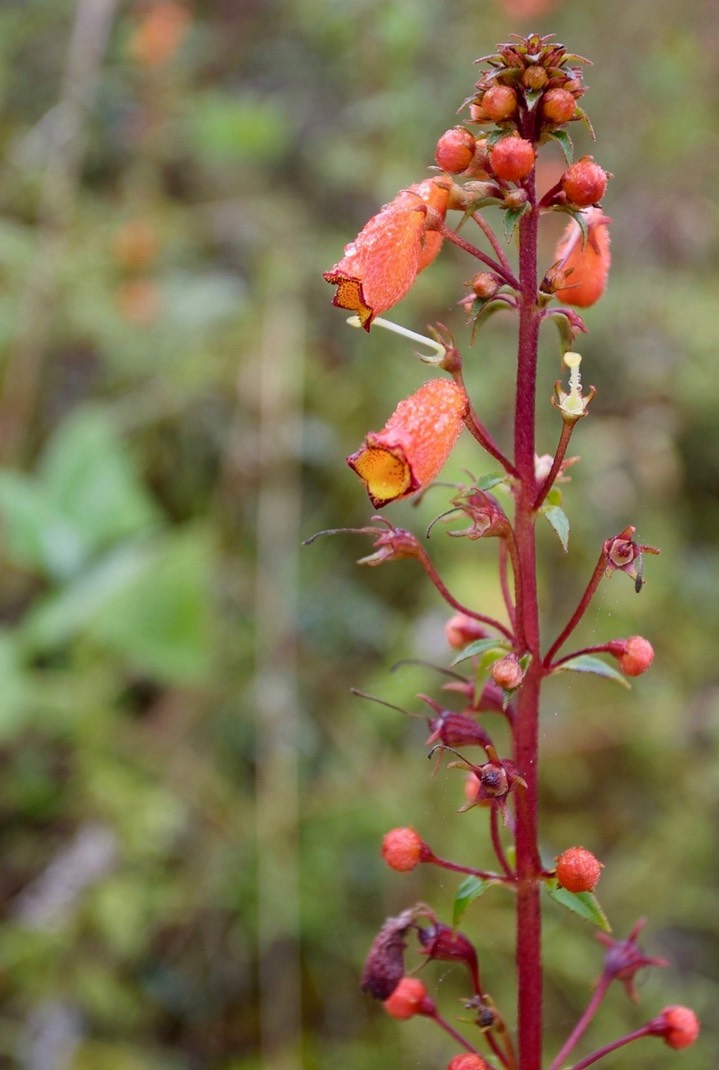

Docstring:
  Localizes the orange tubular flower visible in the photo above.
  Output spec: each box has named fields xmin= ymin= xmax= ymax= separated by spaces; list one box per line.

xmin=347 ymin=379 xmax=467 ymax=508
xmin=323 ymin=179 xmax=449 ymax=330
xmin=553 ymin=207 xmax=611 ymax=308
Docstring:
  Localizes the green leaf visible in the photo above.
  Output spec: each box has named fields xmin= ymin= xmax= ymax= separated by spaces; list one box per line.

xmin=451 ymin=637 xmax=510 ymax=666
xmin=546 ymin=309 xmax=582 ymax=351
xmin=546 ymin=129 xmax=574 ymax=165
xmin=475 ymin=473 xmax=507 ymax=492
xmin=524 ymin=88 xmax=543 ymax=111
xmin=552 ymin=654 xmax=630 ymax=688
xmin=0 ymin=472 xmax=89 ymax=580
xmin=39 ymin=407 xmax=160 ymax=557
xmin=504 ymin=203 xmax=530 ymax=242
xmin=542 ymin=504 xmax=570 ymax=552
xmin=453 ymin=876 xmax=492 ymax=926
xmin=470 ymin=297 xmax=512 ymax=342
xmin=21 ymin=530 xmax=214 ymax=684
xmin=544 ymin=879 xmax=611 ymax=931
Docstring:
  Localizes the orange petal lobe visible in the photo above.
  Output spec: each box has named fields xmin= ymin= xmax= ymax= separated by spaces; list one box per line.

xmin=554 ymin=208 xmax=611 ymax=308
xmin=347 ymin=379 xmax=468 ymax=506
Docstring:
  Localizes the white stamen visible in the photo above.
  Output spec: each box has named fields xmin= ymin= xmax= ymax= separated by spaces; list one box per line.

xmin=346 ymin=315 xmax=447 ymax=364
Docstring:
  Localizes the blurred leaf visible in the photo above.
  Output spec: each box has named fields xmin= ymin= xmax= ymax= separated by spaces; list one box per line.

xmin=21 ymin=530 xmax=214 ymax=683
xmin=39 ymin=407 xmax=160 ymax=556
xmin=544 ymin=879 xmax=611 ymax=931
xmin=183 ymin=90 xmax=289 ymax=164
xmin=0 ymin=470 xmax=89 ymax=579
xmin=0 ymin=631 xmax=31 ymax=739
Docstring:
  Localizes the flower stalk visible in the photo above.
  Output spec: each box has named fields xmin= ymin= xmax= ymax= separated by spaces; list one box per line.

xmin=318 ymin=30 xmax=698 ymax=1070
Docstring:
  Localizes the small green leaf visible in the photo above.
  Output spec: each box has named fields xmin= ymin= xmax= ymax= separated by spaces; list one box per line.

xmin=453 ymin=876 xmax=491 ymax=926
xmin=546 ymin=129 xmax=574 ymax=165
xmin=542 ymin=504 xmax=570 ymax=552
xmin=524 ymin=88 xmax=543 ymax=111
xmin=546 ymin=309 xmax=582 ymax=351
xmin=475 ymin=473 xmax=507 ymax=492
xmin=544 ymin=879 xmax=611 ymax=931
xmin=451 ymin=637 xmax=510 ymax=667
xmin=551 ymin=205 xmax=589 ymax=244
xmin=553 ymin=654 xmax=630 ymax=688
xmin=470 ymin=297 xmax=512 ymax=342
xmin=504 ymin=203 xmax=530 ymax=242
xmin=486 ymin=128 xmax=506 ymax=147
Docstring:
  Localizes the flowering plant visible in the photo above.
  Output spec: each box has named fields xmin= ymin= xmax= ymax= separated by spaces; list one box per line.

xmin=314 ymin=33 xmax=699 ymax=1070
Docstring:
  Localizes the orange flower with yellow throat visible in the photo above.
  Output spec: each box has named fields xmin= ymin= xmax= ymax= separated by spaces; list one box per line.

xmin=324 ymin=179 xmax=450 ymax=330
xmin=347 ymin=379 xmax=468 ymax=508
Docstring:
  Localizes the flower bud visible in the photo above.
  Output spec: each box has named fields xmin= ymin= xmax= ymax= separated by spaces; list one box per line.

xmin=491 ymin=653 xmax=524 ymax=691
xmin=542 ymin=87 xmax=577 ymax=123
xmin=383 ymin=977 xmax=434 ymax=1019
xmin=481 ymin=85 xmax=517 ymax=121
xmin=653 ymin=1005 xmax=700 ymax=1050
xmin=609 ymin=635 xmax=655 ymax=676
xmin=523 ymin=65 xmax=548 ymax=90
xmin=381 ymin=827 xmax=425 ymax=872
xmin=489 ymin=135 xmax=535 ymax=182
xmin=445 ymin=614 xmax=485 ymax=649
xmin=418 ymin=921 xmax=481 ymax=995
xmin=361 ymin=908 xmax=415 ymax=999
xmin=555 ymin=846 xmax=603 ymax=893
xmin=435 ymin=127 xmax=477 ymax=174
xmin=470 ymin=272 xmax=501 ymax=300
xmin=447 ymin=1057 xmax=490 ymax=1070
xmin=561 ymin=156 xmax=609 ymax=207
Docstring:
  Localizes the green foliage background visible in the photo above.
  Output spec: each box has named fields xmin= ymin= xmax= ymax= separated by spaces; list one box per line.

xmin=0 ymin=1 xmax=716 ymax=1068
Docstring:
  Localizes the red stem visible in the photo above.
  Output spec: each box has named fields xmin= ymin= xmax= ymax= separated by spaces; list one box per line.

xmin=547 ymin=974 xmax=611 ymax=1070
xmin=439 ymin=223 xmax=518 ymax=287
xmin=425 ymin=851 xmax=510 ymax=885
xmin=542 ymin=554 xmax=606 ymax=669
xmin=414 ymin=543 xmax=515 ymax=641
xmin=512 ymin=167 xmax=543 ymax=1070
xmin=430 ymin=1009 xmax=480 ymax=1053
xmin=490 ymin=803 xmax=515 ymax=879
xmin=533 ymin=419 xmax=576 ymax=511
xmin=471 ymin=210 xmax=520 ymax=286
xmin=568 ymin=1025 xmax=653 ymax=1070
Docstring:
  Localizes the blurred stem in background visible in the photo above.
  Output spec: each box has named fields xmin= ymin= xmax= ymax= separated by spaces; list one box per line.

xmin=0 ymin=0 xmax=118 ymax=464
xmin=253 ymin=250 xmax=305 ymax=1070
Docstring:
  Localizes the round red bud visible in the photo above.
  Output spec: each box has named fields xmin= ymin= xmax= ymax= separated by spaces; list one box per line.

xmin=383 ymin=977 xmax=432 ymax=1020
xmin=542 ymin=87 xmax=577 ymax=124
xmin=523 ymin=65 xmax=548 ymax=90
xmin=489 ymin=136 xmax=535 ymax=183
xmin=481 ymin=85 xmax=517 ymax=122
xmin=555 ymin=846 xmax=603 ymax=893
xmin=619 ymin=636 xmax=654 ymax=676
xmin=659 ymin=1005 xmax=700 ymax=1050
xmin=447 ymin=1055 xmax=491 ymax=1070
xmin=471 ymin=273 xmax=501 ymax=299
xmin=445 ymin=612 xmax=488 ymax=649
xmin=381 ymin=827 xmax=424 ymax=872
xmin=435 ymin=127 xmax=477 ymax=174
xmin=561 ymin=156 xmax=609 ymax=207
xmin=491 ymin=653 xmax=524 ymax=691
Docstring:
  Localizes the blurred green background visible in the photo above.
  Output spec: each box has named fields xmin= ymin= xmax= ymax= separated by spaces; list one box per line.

xmin=0 ymin=0 xmax=716 ymax=1067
